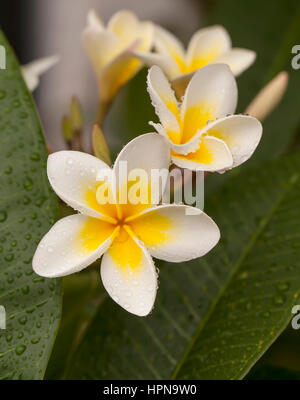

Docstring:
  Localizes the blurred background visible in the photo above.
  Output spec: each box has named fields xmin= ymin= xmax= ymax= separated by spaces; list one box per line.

xmin=0 ymin=0 xmax=205 ymax=153
xmin=1 ymin=0 xmax=300 ymax=379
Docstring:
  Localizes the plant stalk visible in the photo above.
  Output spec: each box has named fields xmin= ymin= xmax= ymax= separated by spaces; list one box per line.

xmin=96 ymin=98 xmax=112 ymax=126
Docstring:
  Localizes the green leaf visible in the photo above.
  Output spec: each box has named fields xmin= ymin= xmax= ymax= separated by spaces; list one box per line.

xmin=0 ymin=31 xmax=62 ymax=379
xmin=208 ymin=0 xmax=300 ymax=167
xmin=65 ymin=151 xmax=300 ymax=379
xmin=246 ymin=323 xmax=300 ymax=376
xmin=204 ymin=0 xmax=300 ymax=198
xmin=45 ymin=270 xmax=105 ymax=380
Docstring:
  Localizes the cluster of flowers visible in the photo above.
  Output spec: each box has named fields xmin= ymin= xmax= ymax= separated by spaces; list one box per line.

xmin=31 ymin=10 xmax=282 ymax=317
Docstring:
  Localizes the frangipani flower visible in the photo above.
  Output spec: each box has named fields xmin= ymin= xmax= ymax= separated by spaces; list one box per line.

xmin=137 ymin=25 xmax=256 ymax=95
xmin=21 ymin=55 xmax=60 ymax=92
xmin=32 ymin=134 xmax=220 ymax=316
xmin=147 ymin=64 xmax=262 ymax=172
xmin=82 ymin=9 xmax=154 ymax=104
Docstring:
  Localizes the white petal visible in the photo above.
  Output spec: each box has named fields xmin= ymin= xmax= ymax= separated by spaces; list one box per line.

xmin=147 ymin=66 xmax=179 ymax=112
xmin=181 ymin=64 xmax=238 ymax=130
xmin=204 ymin=115 xmax=263 ymax=168
xmin=129 ymin=204 xmax=220 ymax=262
xmin=215 ymin=48 xmax=256 ymax=76
xmin=98 ymin=42 xmax=142 ymax=101
xmin=47 ymin=151 xmax=115 ymax=221
xmin=170 ymin=134 xmax=200 ymax=155
xmin=33 ymin=214 xmax=117 ymax=278
xmin=136 ymin=22 xmax=154 ymax=52
xmin=108 ymin=10 xmax=153 ymax=53
xmin=113 ymin=133 xmax=170 ymax=196
xmin=149 ymin=122 xmax=201 ymax=156
xmin=186 ymin=25 xmax=231 ymax=70
xmin=83 ymin=9 xmax=153 ymax=102
xmin=87 ymin=9 xmax=105 ymax=30
xmin=135 ymin=51 xmax=181 ymax=80
xmin=147 ymin=66 xmax=181 ymax=142
xmin=108 ymin=10 xmax=138 ymax=30
xmin=172 ymin=49 xmax=253 ymax=99
xmin=82 ymin=25 xmax=120 ymax=72
xmin=21 ymin=55 xmax=59 ymax=92
xmin=148 ymin=121 xmax=168 ymax=138
xmin=154 ymin=25 xmax=185 ymax=64
xmin=171 ymin=135 xmax=233 ymax=172
xmin=101 ymin=228 xmax=157 ymax=316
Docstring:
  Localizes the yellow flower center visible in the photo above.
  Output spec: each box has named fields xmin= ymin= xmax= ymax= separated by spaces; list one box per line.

xmin=77 ymin=178 xmax=173 ymax=273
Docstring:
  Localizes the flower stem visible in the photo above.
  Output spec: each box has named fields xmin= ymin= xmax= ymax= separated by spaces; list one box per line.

xmin=96 ymin=98 xmax=112 ymax=126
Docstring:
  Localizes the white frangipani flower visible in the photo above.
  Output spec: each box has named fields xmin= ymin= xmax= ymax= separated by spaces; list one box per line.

xmin=147 ymin=64 xmax=262 ymax=172
xmin=32 ymin=134 xmax=220 ymax=316
xmin=82 ymin=9 xmax=154 ymax=103
xmin=136 ymin=25 xmax=256 ymax=94
xmin=21 ymin=55 xmax=60 ymax=92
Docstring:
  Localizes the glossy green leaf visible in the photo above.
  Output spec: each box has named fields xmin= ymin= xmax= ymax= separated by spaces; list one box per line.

xmin=209 ymin=0 xmax=300 ymax=165
xmin=45 ymin=270 xmax=105 ymax=380
xmin=0 ymin=31 xmax=62 ymax=379
xmin=203 ymin=0 xmax=300 ymax=197
xmin=65 ymin=151 xmax=300 ymax=379
xmin=246 ymin=323 xmax=300 ymax=376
